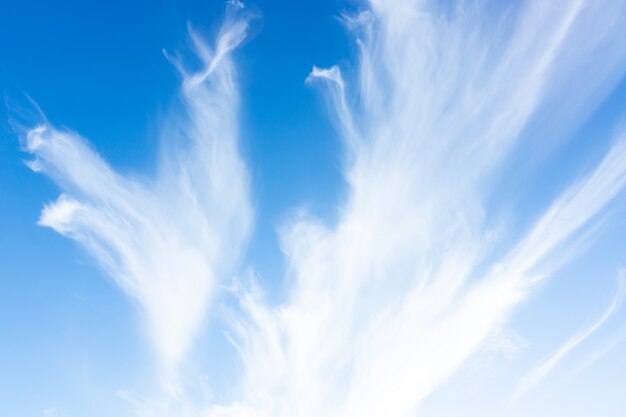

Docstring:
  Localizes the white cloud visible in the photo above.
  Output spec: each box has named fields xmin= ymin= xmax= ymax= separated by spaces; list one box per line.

xmin=23 ymin=14 xmax=253 ymax=374
xmin=211 ymin=1 xmax=626 ymax=417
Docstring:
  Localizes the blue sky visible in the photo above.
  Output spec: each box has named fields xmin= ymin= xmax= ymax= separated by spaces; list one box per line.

xmin=2 ymin=1 xmax=626 ymax=417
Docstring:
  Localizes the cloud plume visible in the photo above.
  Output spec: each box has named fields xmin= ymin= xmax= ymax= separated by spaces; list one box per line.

xmin=211 ymin=1 xmax=626 ymax=417
xmin=21 ymin=10 xmax=253 ymax=372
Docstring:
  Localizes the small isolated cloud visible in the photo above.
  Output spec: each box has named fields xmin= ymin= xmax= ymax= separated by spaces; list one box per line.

xmin=42 ymin=408 xmax=57 ymax=417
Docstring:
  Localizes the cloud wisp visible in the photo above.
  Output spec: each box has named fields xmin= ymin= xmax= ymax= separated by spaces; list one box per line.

xmin=20 ymin=10 xmax=253 ymax=375
xmin=514 ymin=273 xmax=626 ymax=399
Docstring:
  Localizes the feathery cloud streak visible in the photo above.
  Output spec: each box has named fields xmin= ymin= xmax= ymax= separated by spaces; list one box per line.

xmin=215 ymin=2 xmax=626 ymax=417
xmin=22 ymin=11 xmax=253 ymax=371
xmin=514 ymin=274 xmax=626 ymax=399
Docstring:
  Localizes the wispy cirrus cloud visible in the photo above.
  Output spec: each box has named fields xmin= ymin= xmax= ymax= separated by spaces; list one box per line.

xmin=20 ymin=7 xmax=253 ymax=375
xmin=568 ymin=323 xmax=626 ymax=379
xmin=211 ymin=1 xmax=626 ymax=417
xmin=16 ymin=0 xmax=626 ymax=416
xmin=514 ymin=273 xmax=626 ymax=399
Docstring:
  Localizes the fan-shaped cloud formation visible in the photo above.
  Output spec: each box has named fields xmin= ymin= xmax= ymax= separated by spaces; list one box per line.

xmin=22 ymin=10 xmax=253 ymax=371
xmin=19 ymin=1 xmax=626 ymax=416
xmin=211 ymin=1 xmax=626 ymax=417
